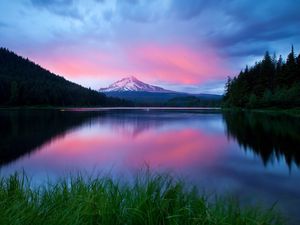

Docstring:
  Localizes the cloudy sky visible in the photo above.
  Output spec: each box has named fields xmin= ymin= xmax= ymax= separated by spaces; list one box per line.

xmin=1 ymin=0 xmax=300 ymax=94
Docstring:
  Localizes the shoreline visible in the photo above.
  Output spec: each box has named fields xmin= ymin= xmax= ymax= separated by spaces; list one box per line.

xmin=0 ymin=106 xmax=222 ymax=111
xmin=1 ymin=106 xmax=300 ymax=116
xmin=221 ymin=107 xmax=300 ymax=117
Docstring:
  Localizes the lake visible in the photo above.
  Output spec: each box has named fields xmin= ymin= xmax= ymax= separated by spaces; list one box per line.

xmin=0 ymin=108 xmax=300 ymax=224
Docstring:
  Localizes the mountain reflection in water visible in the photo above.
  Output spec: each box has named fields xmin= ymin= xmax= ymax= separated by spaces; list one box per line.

xmin=0 ymin=109 xmax=300 ymax=224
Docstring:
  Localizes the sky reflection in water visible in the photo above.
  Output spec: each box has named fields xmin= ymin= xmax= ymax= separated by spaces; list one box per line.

xmin=0 ymin=109 xmax=300 ymax=223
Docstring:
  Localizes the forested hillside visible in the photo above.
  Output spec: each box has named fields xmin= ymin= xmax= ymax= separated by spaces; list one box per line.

xmin=0 ymin=48 xmax=129 ymax=107
xmin=223 ymin=46 xmax=300 ymax=108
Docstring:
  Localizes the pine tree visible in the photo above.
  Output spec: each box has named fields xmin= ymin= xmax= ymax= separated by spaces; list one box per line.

xmin=223 ymin=46 xmax=300 ymax=108
xmin=275 ymin=55 xmax=284 ymax=88
xmin=276 ymin=55 xmax=283 ymax=71
xmin=287 ymin=45 xmax=295 ymax=66
xmin=224 ymin=76 xmax=232 ymax=98
xmin=296 ymin=54 xmax=300 ymax=82
xmin=285 ymin=45 xmax=297 ymax=86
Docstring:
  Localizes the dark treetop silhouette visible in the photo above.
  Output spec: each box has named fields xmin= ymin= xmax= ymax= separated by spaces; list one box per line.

xmin=223 ymin=46 xmax=300 ymax=108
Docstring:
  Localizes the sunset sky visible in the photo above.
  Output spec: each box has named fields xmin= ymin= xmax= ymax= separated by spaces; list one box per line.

xmin=1 ymin=0 xmax=300 ymax=94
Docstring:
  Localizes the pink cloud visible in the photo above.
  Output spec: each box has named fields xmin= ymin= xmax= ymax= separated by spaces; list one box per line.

xmin=127 ymin=43 xmax=229 ymax=84
xmin=28 ymin=47 xmax=123 ymax=77
xmin=25 ymin=42 xmax=231 ymax=87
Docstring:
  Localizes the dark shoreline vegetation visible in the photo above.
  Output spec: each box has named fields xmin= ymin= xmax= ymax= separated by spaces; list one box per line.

xmin=221 ymin=107 xmax=300 ymax=117
xmin=223 ymin=46 xmax=300 ymax=109
xmin=104 ymin=91 xmax=222 ymax=107
xmin=0 ymin=171 xmax=285 ymax=225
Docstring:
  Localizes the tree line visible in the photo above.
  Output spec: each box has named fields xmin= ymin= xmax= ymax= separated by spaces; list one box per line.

xmin=0 ymin=48 xmax=131 ymax=107
xmin=165 ymin=96 xmax=221 ymax=107
xmin=223 ymin=46 xmax=300 ymax=108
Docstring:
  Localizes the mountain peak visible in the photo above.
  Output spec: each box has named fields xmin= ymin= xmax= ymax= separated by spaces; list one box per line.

xmin=120 ymin=76 xmax=138 ymax=82
xmin=128 ymin=75 xmax=138 ymax=80
xmin=99 ymin=76 xmax=173 ymax=93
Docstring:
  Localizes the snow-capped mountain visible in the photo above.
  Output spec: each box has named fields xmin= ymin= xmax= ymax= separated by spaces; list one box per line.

xmin=99 ymin=76 xmax=172 ymax=93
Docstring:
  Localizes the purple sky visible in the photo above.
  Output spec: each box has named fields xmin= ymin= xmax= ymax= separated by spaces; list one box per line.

xmin=1 ymin=0 xmax=300 ymax=94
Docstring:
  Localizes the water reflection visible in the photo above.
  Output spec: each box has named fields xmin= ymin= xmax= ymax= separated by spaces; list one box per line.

xmin=223 ymin=111 xmax=300 ymax=168
xmin=0 ymin=109 xmax=102 ymax=166
xmin=0 ymin=109 xmax=300 ymax=223
xmin=1 ymin=109 xmax=300 ymax=170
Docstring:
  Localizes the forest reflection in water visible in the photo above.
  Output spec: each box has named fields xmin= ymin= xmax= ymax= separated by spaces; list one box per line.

xmin=1 ymin=108 xmax=300 ymax=223
xmin=223 ymin=111 xmax=300 ymax=168
xmin=1 ymin=109 xmax=300 ymax=169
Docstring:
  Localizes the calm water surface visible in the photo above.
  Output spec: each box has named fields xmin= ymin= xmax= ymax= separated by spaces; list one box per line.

xmin=0 ymin=108 xmax=300 ymax=223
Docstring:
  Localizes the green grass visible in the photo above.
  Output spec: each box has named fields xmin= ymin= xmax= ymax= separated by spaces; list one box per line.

xmin=0 ymin=171 xmax=285 ymax=225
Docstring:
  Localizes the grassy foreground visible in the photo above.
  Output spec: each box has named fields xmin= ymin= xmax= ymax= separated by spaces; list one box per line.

xmin=0 ymin=171 xmax=284 ymax=225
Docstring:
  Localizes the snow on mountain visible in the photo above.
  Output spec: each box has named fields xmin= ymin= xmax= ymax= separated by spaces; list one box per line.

xmin=99 ymin=76 xmax=173 ymax=93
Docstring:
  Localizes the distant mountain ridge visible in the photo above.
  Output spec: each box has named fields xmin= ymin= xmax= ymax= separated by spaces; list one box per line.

xmin=99 ymin=76 xmax=222 ymax=106
xmin=99 ymin=76 xmax=173 ymax=93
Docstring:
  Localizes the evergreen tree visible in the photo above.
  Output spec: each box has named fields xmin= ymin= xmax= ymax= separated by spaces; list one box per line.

xmin=287 ymin=45 xmax=295 ymax=65
xmin=275 ymin=55 xmax=284 ymax=87
xmin=223 ymin=46 xmax=300 ymax=108
xmin=296 ymin=54 xmax=300 ymax=82
xmin=224 ymin=76 xmax=232 ymax=99
xmin=258 ymin=51 xmax=275 ymax=93
xmin=285 ymin=45 xmax=297 ymax=86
